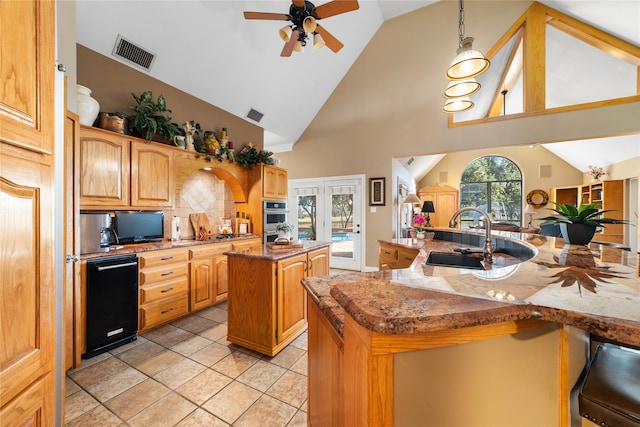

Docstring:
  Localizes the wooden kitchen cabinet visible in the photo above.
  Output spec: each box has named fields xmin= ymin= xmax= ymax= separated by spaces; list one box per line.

xmin=79 ymin=126 xmax=174 ymax=208
xmin=130 ymin=139 xmax=174 ymax=207
xmin=189 ymin=243 xmax=232 ymax=311
xmin=263 ymin=165 xmax=288 ymax=200
xmin=232 ymin=237 xmax=263 ymax=252
xmin=0 ymin=0 xmax=56 ymax=424
xmin=378 ymin=242 xmax=418 ymax=270
xmin=227 ymin=245 xmax=330 ymax=356
xmin=79 ymin=126 xmax=130 ymax=208
xmin=138 ymin=248 xmax=190 ymax=331
xmin=417 ymin=183 xmax=459 ymax=228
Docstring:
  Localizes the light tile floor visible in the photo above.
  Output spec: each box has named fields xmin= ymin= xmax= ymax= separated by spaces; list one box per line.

xmin=65 ymin=269 xmax=351 ymax=426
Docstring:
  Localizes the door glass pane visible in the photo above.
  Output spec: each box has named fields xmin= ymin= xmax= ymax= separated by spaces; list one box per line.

xmin=491 ymin=181 xmax=522 ymax=223
xmin=297 ymin=195 xmax=317 ymax=240
xmin=331 ymin=194 xmax=353 ymax=258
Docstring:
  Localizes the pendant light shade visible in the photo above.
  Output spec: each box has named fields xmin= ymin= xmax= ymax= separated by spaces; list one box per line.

xmin=444 ymin=77 xmax=480 ymax=98
xmin=442 ymin=96 xmax=474 ymax=113
xmin=313 ymin=32 xmax=325 ymax=49
xmin=446 ymin=37 xmax=490 ymax=80
xmin=279 ymin=25 xmax=292 ymax=42
xmin=303 ymin=16 xmax=317 ymax=33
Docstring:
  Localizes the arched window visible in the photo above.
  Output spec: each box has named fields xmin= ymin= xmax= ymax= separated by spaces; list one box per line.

xmin=459 ymin=156 xmax=523 ymax=227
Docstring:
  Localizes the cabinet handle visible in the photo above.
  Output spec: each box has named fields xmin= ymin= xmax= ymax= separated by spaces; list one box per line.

xmin=160 ymin=287 xmax=174 ymax=293
xmin=161 ymin=308 xmax=174 ymax=314
xmin=161 ymin=256 xmax=174 ymax=260
xmin=161 ymin=271 xmax=174 ymax=276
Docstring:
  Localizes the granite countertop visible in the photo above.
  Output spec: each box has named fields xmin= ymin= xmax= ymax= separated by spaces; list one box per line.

xmin=224 ymin=240 xmax=331 ymax=261
xmin=302 ymin=230 xmax=640 ymax=346
xmin=80 ymin=234 xmax=262 ymax=260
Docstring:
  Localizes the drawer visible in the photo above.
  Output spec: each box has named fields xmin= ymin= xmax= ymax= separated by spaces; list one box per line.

xmin=379 ymin=245 xmax=398 ymax=262
xmin=138 ymin=249 xmax=189 ymax=269
xmin=232 ymin=239 xmax=262 ymax=251
xmin=139 ymin=294 xmax=189 ymax=331
xmin=140 ymin=264 xmax=189 ymax=285
xmin=189 ymin=243 xmax=231 ymax=260
xmin=140 ymin=276 xmax=189 ymax=304
xmin=397 ymin=248 xmax=419 ymax=266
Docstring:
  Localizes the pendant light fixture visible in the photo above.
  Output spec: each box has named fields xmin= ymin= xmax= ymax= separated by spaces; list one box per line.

xmin=442 ymin=0 xmax=490 ymax=113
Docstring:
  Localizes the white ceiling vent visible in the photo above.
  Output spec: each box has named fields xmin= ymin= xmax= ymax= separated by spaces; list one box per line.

xmin=246 ymin=108 xmax=264 ymax=123
xmin=112 ymin=35 xmax=156 ymax=71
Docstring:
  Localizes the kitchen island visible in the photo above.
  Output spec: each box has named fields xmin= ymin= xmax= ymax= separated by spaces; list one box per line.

xmin=224 ymin=240 xmax=330 ymax=356
xmin=302 ymin=230 xmax=639 ymax=426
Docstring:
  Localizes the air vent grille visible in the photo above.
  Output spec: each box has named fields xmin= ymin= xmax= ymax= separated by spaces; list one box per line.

xmin=246 ymin=108 xmax=264 ymax=123
xmin=112 ymin=35 xmax=156 ymax=71
xmin=407 ymin=157 xmax=415 ymax=165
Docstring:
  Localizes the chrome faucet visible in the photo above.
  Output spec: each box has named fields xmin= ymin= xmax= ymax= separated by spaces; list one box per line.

xmin=448 ymin=207 xmax=494 ymax=264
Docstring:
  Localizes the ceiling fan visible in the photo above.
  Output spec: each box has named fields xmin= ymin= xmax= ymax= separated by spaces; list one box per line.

xmin=244 ymin=0 xmax=359 ymax=57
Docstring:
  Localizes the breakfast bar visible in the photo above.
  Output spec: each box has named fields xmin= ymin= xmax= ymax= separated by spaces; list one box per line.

xmin=302 ymin=230 xmax=639 ymax=426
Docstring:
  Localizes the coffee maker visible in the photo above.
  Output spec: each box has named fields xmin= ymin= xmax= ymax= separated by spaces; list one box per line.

xmin=80 ymin=213 xmax=118 ymax=254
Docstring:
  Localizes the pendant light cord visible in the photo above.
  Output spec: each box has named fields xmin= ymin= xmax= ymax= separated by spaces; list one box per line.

xmin=458 ymin=0 xmax=465 ymax=45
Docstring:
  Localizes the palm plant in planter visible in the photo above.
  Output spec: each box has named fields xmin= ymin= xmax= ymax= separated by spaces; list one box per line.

xmin=536 ymin=202 xmax=629 ymax=245
xmin=129 ymin=91 xmax=182 ymax=143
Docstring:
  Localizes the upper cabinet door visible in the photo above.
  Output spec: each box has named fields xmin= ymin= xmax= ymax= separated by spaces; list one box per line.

xmin=79 ymin=126 xmax=130 ymax=208
xmin=130 ymin=140 xmax=174 ymax=207
xmin=0 ymin=0 xmax=55 ymax=154
xmin=0 ymin=1 xmax=56 ymax=424
xmin=263 ymin=165 xmax=288 ymax=200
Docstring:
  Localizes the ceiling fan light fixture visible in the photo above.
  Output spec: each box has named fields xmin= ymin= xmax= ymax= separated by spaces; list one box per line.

xmin=446 ymin=37 xmax=490 ymax=80
xmin=294 ymin=40 xmax=304 ymax=53
xmin=444 ymin=77 xmax=480 ymax=98
xmin=442 ymin=96 xmax=474 ymax=113
xmin=313 ymin=32 xmax=325 ymax=49
xmin=279 ymin=25 xmax=292 ymax=42
xmin=303 ymin=16 xmax=317 ymax=33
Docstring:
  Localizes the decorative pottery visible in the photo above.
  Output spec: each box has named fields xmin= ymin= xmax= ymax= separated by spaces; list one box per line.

xmin=560 ymin=223 xmax=596 ymax=245
xmin=76 ymin=84 xmax=100 ymax=126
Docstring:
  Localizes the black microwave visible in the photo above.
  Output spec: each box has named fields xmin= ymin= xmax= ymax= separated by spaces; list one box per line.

xmin=263 ymin=200 xmax=288 ymax=232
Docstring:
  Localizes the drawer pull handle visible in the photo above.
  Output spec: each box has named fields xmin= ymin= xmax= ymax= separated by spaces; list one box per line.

xmin=161 ymin=271 xmax=174 ymax=276
xmin=161 ymin=308 xmax=174 ymax=314
xmin=161 ymin=256 xmax=174 ymax=260
xmin=160 ymin=287 xmax=174 ymax=293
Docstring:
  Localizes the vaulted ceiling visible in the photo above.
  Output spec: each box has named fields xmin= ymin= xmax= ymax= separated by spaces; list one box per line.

xmin=76 ymin=1 xmax=639 ymax=179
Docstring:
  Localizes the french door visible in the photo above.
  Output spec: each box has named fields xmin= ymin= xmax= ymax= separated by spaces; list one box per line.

xmin=289 ymin=175 xmax=364 ymax=271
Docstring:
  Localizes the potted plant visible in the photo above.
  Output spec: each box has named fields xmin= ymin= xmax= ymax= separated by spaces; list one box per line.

xmin=536 ymin=202 xmax=629 ymax=245
xmin=235 ymin=143 xmax=275 ymax=168
xmin=128 ymin=91 xmax=182 ymax=143
xmin=275 ymin=221 xmax=294 ymax=240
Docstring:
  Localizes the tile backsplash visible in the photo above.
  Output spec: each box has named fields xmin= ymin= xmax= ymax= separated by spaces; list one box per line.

xmin=164 ymin=170 xmax=235 ymax=239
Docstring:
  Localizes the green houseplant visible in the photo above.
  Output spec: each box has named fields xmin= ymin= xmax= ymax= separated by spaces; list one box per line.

xmin=536 ymin=202 xmax=628 ymax=245
xmin=128 ymin=91 xmax=182 ymax=143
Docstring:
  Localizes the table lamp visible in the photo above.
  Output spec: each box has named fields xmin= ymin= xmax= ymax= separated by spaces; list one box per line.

xmin=524 ymin=204 xmax=536 ymax=226
xmin=421 ymin=201 xmax=435 ymax=227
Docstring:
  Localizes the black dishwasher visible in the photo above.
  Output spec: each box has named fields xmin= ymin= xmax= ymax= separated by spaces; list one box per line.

xmin=84 ymin=254 xmax=139 ymax=358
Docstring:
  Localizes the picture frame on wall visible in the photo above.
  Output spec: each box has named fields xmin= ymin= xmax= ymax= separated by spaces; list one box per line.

xmin=369 ymin=177 xmax=386 ymax=206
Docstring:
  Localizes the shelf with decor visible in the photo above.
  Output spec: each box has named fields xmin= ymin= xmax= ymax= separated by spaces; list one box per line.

xmin=552 ymin=180 xmax=624 ymax=243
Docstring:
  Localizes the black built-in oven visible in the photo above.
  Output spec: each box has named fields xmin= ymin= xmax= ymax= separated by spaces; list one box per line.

xmin=263 ymin=200 xmax=288 ymax=243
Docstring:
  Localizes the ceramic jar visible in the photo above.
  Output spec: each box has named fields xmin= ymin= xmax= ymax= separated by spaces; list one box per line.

xmin=76 ymin=84 xmax=100 ymax=126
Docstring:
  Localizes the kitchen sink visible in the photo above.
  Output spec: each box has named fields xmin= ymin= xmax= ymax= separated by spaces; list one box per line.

xmin=426 ymin=251 xmax=486 ymax=270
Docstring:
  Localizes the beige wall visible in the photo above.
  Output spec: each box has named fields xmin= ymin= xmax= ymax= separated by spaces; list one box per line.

xmin=277 ymin=1 xmax=640 ymax=267
xmin=76 ymin=45 xmax=264 ymax=151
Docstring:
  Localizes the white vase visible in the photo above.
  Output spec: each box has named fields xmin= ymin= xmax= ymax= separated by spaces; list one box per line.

xmin=76 ymin=84 xmax=100 ymax=126
xmin=278 ymin=230 xmax=290 ymax=240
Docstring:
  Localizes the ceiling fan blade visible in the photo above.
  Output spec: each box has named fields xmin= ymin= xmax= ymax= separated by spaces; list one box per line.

xmin=244 ymin=11 xmax=290 ymax=20
xmin=292 ymin=0 xmax=306 ymax=9
xmin=315 ymin=24 xmax=344 ymax=53
xmin=315 ymin=0 xmax=359 ymax=19
xmin=281 ymin=29 xmax=299 ymax=57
